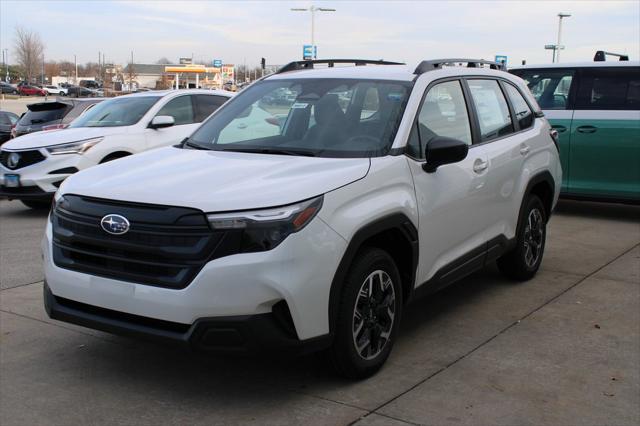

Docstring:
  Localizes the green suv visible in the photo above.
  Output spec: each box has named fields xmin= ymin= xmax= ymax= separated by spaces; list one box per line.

xmin=510 ymin=55 xmax=639 ymax=203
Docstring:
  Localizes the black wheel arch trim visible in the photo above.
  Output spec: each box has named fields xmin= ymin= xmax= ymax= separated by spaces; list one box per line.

xmin=328 ymin=213 xmax=418 ymax=334
xmin=522 ymin=170 xmax=556 ymax=222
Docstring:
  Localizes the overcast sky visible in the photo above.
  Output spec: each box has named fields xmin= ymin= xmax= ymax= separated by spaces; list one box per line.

xmin=1 ymin=0 xmax=638 ymax=68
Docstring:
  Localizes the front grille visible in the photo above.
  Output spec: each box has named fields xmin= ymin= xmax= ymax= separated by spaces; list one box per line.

xmin=0 ymin=185 xmax=46 ymax=195
xmin=0 ymin=149 xmax=46 ymax=170
xmin=52 ymin=195 xmax=242 ymax=289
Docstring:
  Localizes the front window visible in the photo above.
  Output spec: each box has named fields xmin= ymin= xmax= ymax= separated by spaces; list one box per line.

xmin=69 ymin=96 xmax=160 ymax=128
xmin=188 ymin=78 xmax=412 ymax=158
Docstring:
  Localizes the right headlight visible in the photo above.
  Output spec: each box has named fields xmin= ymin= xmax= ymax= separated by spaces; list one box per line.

xmin=45 ymin=137 xmax=103 ymax=155
xmin=206 ymin=195 xmax=323 ymax=252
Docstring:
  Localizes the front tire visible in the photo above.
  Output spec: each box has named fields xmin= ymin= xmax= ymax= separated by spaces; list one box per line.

xmin=497 ymin=195 xmax=547 ymax=281
xmin=330 ymin=247 xmax=403 ymax=379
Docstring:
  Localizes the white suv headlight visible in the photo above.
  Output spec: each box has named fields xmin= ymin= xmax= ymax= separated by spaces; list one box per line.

xmin=206 ymin=196 xmax=323 ymax=252
xmin=45 ymin=137 xmax=103 ymax=155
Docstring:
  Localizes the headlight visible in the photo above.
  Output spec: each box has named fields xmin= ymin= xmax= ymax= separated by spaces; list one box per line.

xmin=206 ymin=195 xmax=323 ymax=252
xmin=45 ymin=137 xmax=103 ymax=155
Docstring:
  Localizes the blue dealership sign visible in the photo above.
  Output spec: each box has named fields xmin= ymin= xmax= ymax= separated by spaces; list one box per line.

xmin=213 ymin=59 xmax=222 ymax=68
xmin=495 ymin=55 xmax=507 ymax=66
xmin=303 ymin=45 xmax=317 ymax=60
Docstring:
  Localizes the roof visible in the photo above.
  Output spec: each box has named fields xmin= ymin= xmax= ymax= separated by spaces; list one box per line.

xmin=266 ymin=62 xmax=515 ymax=82
xmin=510 ymin=60 xmax=639 ymax=70
xmin=112 ymin=89 xmax=235 ymax=99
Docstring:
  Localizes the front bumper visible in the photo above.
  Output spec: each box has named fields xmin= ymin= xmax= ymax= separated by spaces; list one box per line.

xmin=43 ymin=213 xmax=347 ymax=341
xmin=0 ymin=148 xmax=89 ymax=197
xmin=43 ymin=282 xmax=331 ymax=354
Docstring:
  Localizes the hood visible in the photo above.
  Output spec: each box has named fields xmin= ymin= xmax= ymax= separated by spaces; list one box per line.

xmin=2 ymin=127 xmax=127 ymax=150
xmin=60 ymin=147 xmax=370 ymax=212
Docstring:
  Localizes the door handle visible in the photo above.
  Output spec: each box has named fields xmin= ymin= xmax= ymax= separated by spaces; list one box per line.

xmin=473 ymin=159 xmax=488 ymax=173
xmin=552 ymin=124 xmax=567 ymax=133
xmin=520 ymin=145 xmax=531 ymax=156
xmin=576 ymin=125 xmax=597 ymax=134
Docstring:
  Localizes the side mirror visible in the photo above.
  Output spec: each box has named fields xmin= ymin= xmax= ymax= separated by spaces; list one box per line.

xmin=149 ymin=115 xmax=175 ymax=129
xmin=422 ymin=136 xmax=469 ymax=173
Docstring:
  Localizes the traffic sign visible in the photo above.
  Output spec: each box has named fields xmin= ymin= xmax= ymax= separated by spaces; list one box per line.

xmin=213 ymin=59 xmax=222 ymax=68
xmin=303 ymin=45 xmax=317 ymax=60
xmin=495 ymin=55 xmax=508 ymax=66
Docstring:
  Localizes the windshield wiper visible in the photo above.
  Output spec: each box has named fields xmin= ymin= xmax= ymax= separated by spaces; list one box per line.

xmin=219 ymin=147 xmax=316 ymax=157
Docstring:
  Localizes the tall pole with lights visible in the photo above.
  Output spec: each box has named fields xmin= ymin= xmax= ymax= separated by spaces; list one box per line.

xmin=555 ymin=13 xmax=571 ymax=62
xmin=291 ymin=5 xmax=336 ymax=59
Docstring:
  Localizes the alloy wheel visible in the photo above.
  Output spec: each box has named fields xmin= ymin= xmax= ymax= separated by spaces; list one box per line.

xmin=523 ymin=208 xmax=544 ymax=268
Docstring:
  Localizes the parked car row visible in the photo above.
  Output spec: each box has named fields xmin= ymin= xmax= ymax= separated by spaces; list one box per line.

xmin=1 ymin=89 xmax=232 ymax=208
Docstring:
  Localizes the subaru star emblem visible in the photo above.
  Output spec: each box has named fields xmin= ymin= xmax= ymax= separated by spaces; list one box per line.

xmin=100 ymin=214 xmax=130 ymax=235
xmin=7 ymin=152 xmax=20 ymax=169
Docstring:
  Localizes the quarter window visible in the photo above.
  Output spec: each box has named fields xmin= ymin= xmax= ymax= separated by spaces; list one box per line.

xmin=467 ymin=79 xmax=514 ymax=141
xmin=156 ymin=95 xmax=194 ymax=125
xmin=504 ymin=83 xmax=534 ymax=130
xmin=407 ymin=80 xmax=472 ymax=159
xmin=512 ymin=69 xmax=574 ymax=110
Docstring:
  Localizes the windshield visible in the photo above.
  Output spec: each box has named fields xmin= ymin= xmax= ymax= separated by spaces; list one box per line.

xmin=69 ymin=96 xmax=159 ymax=128
xmin=188 ymin=78 xmax=412 ymax=158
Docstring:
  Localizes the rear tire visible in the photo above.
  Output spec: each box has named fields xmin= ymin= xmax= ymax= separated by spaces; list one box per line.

xmin=329 ymin=247 xmax=403 ymax=379
xmin=21 ymin=200 xmax=51 ymax=210
xmin=497 ymin=195 xmax=547 ymax=281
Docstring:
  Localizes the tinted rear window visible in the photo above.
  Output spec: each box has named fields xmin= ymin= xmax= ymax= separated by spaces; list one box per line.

xmin=19 ymin=105 xmax=69 ymax=125
xmin=575 ymin=67 xmax=640 ymax=110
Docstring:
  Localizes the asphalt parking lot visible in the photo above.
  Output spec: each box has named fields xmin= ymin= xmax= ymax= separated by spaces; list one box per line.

xmin=0 ymin=198 xmax=638 ymax=425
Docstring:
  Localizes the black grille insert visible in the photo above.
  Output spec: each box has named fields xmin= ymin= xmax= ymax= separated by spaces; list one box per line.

xmin=0 ymin=149 xmax=46 ymax=170
xmin=52 ymin=195 xmax=242 ymax=289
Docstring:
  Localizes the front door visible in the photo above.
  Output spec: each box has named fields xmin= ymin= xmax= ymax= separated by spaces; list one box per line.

xmin=145 ymin=95 xmax=200 ymax=150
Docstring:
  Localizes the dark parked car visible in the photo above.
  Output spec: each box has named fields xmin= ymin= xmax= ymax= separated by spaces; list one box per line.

xmin=79 ymin=80 xmax=102 ymax=89
xmin=0 ymin=111 xmax=19 ymax=144
xmin=0 ymin=82 xmax=18 ymax=94
xmin=12 ymin=98 xmax=103 ymax=138
xmin=18 ymin=85 xmax=47 ymax=96
xmin=66 ymin=86 xmax=98 ymax=98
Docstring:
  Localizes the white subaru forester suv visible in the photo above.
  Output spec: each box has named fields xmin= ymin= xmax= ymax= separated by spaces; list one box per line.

xmin=43 ymin=59 xmax=561 ymax=378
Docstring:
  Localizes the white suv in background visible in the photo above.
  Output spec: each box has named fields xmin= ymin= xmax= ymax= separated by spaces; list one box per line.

xmin=0 ymin=89 xmax=233 ymax=209
xmin=43 ymin=59 xmax=561 ymax=378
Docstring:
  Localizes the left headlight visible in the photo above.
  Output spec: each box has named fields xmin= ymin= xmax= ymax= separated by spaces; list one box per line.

xmin=45 ymin=137 xmax=103 ymax=155
xmin=206 ymin=195 xmax=323 ymax=252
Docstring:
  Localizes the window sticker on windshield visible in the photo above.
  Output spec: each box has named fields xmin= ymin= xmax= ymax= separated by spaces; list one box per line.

xmin=291 ymin=102 xmax=308 ymax=109
xmin=387 ymin=93 xmax=404 ymax=101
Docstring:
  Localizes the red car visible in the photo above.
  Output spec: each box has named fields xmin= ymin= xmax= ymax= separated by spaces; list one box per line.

xmin=18 ymin=85 xmax=47 ymax=96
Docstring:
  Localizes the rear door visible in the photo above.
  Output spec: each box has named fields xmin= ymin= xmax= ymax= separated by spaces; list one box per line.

xmin=145 ymin=94 xmax=198 ymax=150
xmin=569 ymin=67 xmax=640 ymax=200
xmin=511 ymin=68 xmax=576 ymax=193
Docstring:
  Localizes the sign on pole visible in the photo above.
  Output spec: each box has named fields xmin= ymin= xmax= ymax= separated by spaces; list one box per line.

xmin=495 ymin=55 xmax=508 ymax=66
xmin=213 ymin=59 xmax=223 ymax=68
xmin=303 ymin=45 xmax=317 ymax=60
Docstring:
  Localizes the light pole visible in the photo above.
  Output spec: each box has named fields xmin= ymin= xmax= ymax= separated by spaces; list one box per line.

xmin=291 ymin=5 xmax=336 ymax=59
xmin=555 ymin=13 xmax=571 ymax=62
xmin=4 ymin=49 xmax=9 ymax=82
xmin=546 ymin=13 xmax=571 ymax=63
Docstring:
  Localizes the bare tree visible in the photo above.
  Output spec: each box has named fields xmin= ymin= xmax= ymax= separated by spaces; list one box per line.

xmin=156 ymin=57 xmax=173 ymax=64
xmin=14 ymin=26 xmax=44 ymax=82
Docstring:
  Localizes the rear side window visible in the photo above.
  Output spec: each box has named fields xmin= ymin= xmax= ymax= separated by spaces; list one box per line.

xmin=467 ymin=79 xmax=514 ymax=141
xmin=575 ymin=67 xmax=640 ymax=110
xmin=512 ymin=69 xmax=574 ymax=110
xmin=0 ymin=113 xmax=10 ymax=125
xmin=156 ymin=95 xmax=194 ymax=125
xmin=194 ymin=95 xmax=227 ymax=122
xmin=504 ymin=83 xmax=534 ymax=130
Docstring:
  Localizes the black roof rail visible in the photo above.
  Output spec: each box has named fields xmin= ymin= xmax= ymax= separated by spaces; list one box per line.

xmin=594 ymin=50 xmax=629 ymax=62
xmin=414 ymin=58 xmax=506 ymax=74
xmin=277 ymin=59 xmax=405 ymax=74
